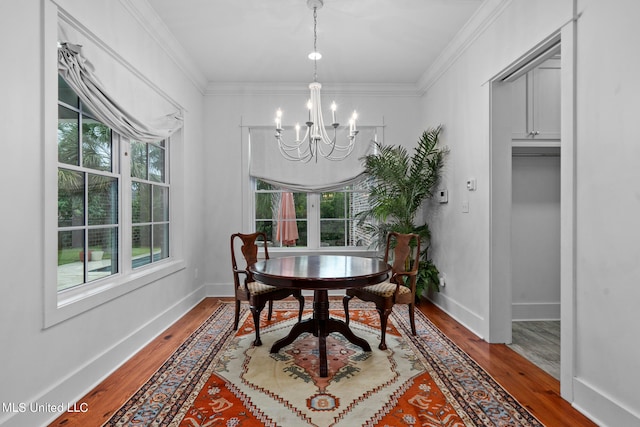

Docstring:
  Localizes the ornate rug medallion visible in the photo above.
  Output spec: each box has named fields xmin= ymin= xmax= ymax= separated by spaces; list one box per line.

xmin=106 ymin=301 xmax=543 ymax=427
xmin=207 ymin=311 xmax=422 ymax=426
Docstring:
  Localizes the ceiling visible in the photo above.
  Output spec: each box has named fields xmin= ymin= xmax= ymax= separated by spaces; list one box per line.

xmin=145 ymin=0 xmax=484 ymax=86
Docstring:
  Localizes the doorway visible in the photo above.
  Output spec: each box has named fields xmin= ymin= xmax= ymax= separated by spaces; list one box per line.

xmin=508 ymin=53 xmax=561 ymax=378
xmin=489 ymin=28 xmax=576 ymax=400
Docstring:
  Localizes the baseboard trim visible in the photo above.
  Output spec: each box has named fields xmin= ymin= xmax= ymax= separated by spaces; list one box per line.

xmin=206 ymin=282 xmax=233 ymax=297
xmin=1 ymin=286 xmax=207 ymax=427
xmin=512 ymin=302 xmax=560 ymax=321
xmin=427 ymin=292 xmax=485 ymax=340
xmin=573 ymin=377 xmax=640 ymax=426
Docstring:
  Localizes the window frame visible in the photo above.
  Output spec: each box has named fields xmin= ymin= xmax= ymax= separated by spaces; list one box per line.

xmin=251 ymin=178 xmax=375 ymax=252
xmin=130 ymin=140 xmax=171 ymax=269
xmin=57 ymin=87 xmax=122 ymax=293
xmin=43 ymin=4 xmax=185 ymax=328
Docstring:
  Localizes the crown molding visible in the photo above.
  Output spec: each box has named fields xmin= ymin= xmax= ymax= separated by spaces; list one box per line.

xmin=119 ymin=0 xmax=510 ymax=98
xmin=119 ymin=0 xmax=208 ymax=94
xmin=205 ymin=82 xmax=422 ymax=97
xmin=56 ymin=6 xmax=185 ymax=111
xmin=417 ymin=0 xmax=513 ymax=94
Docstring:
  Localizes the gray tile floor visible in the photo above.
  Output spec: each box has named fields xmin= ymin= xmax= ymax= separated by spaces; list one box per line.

xmin=508 ymin=321 xmax=560 ymax=380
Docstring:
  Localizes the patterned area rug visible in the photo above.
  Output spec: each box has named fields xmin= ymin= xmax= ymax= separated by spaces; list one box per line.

xmin=106 ymin=301 xmax=543 ymax=426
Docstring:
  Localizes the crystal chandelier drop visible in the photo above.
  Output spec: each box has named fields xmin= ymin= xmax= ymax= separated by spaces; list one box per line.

xmin=274 ymin=0 xmax=359 ymax=162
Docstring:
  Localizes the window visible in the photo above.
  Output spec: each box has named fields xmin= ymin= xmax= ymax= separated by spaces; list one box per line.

xmin=253 ymin=179 xmax=373 ymax=249
xmin=131 ymin=141 xmax=170 ymax=268
xmin=57 ymin=76 xmax=170 ymax=293
xmin=57 ymin=76 xmax=119 ymax=291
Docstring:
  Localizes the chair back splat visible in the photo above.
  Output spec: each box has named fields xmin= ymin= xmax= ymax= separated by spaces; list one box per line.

xmin=230 ymin=232 xmax=303 ymax=346
xmin=386 ymin=233 xmax=418 ymax=281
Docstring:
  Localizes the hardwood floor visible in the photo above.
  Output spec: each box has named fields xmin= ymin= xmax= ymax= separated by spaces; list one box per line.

xmin=49 ymin=298 xmax=596 ymax=427
xmin=509 ymin=320 xmax=561 ymax=380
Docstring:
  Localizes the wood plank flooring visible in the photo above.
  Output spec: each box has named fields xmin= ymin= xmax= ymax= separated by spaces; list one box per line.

xmin=509 ymin=320 xmax=561 ymax=380
xmin=49 ymin=298 xmax=597 ymax=427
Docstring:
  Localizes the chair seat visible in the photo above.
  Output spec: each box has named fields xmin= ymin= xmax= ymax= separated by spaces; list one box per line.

xmin=360 ymin=281 xmax=411 ymax=299
xmin=245 ymin=281 xmax=278 ymax=295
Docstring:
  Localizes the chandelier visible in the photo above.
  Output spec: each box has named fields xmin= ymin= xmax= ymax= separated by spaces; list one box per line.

xmin=274 ymin=0 xmax=359 ymax=162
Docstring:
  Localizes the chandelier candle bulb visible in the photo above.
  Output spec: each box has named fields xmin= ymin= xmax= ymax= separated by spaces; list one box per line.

xmin=331 ymin=101 xmax=337 ymax=124
xmin=275 ymin=109 xmax=282 ymax=130
xmin=295 ymin=123 xmax=300 ymax=141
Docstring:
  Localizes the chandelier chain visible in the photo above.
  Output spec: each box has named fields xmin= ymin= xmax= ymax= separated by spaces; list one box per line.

xmin=313 ymin=7 xmax=318 ymax=82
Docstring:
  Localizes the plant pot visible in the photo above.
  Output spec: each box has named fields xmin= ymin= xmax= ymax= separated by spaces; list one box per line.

xmin=79 ymin=250 xmax=92 ymax=261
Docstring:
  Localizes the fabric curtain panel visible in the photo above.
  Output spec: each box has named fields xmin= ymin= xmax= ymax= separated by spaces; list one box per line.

xmin=249 ymin=126 xmax=378 ymax=192
xmin=58 ymin=42 xmax=183 ymax=143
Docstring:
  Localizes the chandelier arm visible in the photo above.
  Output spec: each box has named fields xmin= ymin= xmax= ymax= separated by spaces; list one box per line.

xmin=316 ymin=126 xmax=337 ymax=157
xmin=277 ymin=127 xmax=316 ymax=162
xmin=327 ymin=140 xmax=356 ymax=160
xmin=276 ymin=125 xmax=313 ymax=149
xmin=316 ymin=124 xmax=355 ymax=156
xmin=278 ymin=141 xmax=313 ymax=162
xmin=277 ymin=136 xmax=308 ymax=150
xmin=323 ymin=140 xmax=356 ymax=160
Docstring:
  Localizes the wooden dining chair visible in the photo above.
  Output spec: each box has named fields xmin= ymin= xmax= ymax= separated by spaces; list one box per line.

xmin=343 ymin=232 xmax=421 ymax=350
xmin=230 ymin=232 xmax=304 ymax=346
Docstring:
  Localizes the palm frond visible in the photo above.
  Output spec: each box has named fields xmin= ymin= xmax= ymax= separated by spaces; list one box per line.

xmin=359 ymin=126 xmax=448 ymax=295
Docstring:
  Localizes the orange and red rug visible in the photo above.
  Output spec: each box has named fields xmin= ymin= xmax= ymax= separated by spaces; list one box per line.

xmin=106 ymin=301 xmax=542 ymax=426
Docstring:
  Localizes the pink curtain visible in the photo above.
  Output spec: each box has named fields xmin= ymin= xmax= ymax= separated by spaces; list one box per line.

xmin=276 ymin=192 xmax=299 ymax=246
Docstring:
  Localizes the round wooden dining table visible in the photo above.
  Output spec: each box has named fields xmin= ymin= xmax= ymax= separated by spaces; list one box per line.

xmin=248 ymin=254 xmax=391 ymax=377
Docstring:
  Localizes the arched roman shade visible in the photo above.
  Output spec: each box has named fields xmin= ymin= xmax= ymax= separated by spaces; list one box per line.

xmin=57 ymin=17 xmax=183 ymax=143
xmin=249 ymin=126 xmax=379 ymax=192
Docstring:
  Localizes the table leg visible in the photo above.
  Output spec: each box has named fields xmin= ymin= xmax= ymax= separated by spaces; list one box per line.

xmin=314 ymin=291 xmax=330 ymax=376
xmin=270 ymin=289 xmax=371 ymax=378
xmin=270 ymin=319 xmax=315 ymax=353
xmin=325 ymin=318 xmax=372 ymax=352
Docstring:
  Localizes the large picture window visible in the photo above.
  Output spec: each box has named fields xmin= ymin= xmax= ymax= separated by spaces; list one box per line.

xmin=57 ymin=76 xmax=171 ymax=292
xmin=253 ymin=178 xmax=373 ymax=249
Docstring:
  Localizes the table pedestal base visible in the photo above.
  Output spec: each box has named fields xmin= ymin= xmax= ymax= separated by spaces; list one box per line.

xmin=270 ymin=290 xmax=371 ymax=377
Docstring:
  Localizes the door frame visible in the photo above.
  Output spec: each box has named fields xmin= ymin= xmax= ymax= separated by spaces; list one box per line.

xmin=489 ymin=25 xmax=576 ymax=400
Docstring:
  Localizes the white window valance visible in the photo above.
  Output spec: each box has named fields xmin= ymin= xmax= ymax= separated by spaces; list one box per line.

xmin=248 ymin=126 xmax=379 ymax=192
xmin=57 ymin=18 xmax=183 ymax=143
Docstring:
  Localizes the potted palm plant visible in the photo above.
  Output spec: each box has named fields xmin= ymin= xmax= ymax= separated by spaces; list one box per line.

xmin=358 ymin=125 xmax=447 ymax=298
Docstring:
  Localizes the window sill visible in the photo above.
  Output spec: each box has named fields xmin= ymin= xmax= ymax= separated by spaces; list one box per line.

xmin=44 ymin=258 xmax=186 ymax=328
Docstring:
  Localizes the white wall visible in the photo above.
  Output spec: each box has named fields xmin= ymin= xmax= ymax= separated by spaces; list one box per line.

xmin=511 ymin=154 xmax=561 ymax=320
xmin=572 ymin=0 xmax=640 ymax=423
xmin=0 ymin=1 xmax=206 ymax=426
xmin=421 ymin=0 xmax=640 ymax=425
xmin=203 ymin=90 xmax=423 ymax=295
